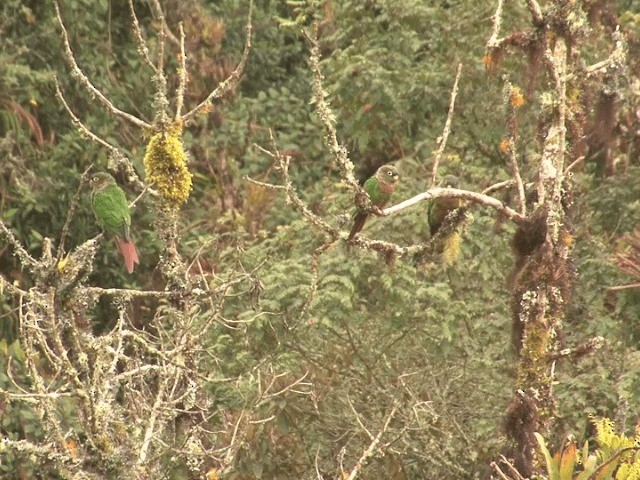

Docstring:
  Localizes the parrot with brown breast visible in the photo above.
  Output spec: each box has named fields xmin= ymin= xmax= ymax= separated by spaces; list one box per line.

xmin=348 ymin=165 xmax=400 ymax=240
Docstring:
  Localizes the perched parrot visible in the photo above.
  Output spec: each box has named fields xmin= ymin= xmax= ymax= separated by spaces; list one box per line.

xmin=90 ymin=172 xmax=140 ymax=273
xmin=427 ymin=175 xmax=461 ymax=236
xmin=427 ymin=175 xmax=462 ymax=266
xmin=348 ymin=164 xmax=400 ymax=240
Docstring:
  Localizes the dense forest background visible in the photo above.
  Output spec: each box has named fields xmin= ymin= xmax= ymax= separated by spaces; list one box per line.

xmin=0 ymin=0 xmax=639 ymax=479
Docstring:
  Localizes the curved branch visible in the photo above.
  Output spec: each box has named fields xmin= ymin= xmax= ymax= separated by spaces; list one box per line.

xmin=383 ymin=187 xmax=527 ymax=224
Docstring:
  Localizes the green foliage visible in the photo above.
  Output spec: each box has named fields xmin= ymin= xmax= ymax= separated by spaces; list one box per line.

xmin=0 ymin=0 xmax=639 ymax=478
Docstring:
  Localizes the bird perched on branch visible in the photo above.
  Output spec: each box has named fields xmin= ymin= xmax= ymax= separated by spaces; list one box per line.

xmin=348 ymin=165 xmax=399 ymax=240
xmin=427 ymin=175 xmax=461 ymax=235
xmin=90 ymin=172 xmax=140 ymax=273
xmin=427 ymin=175 xmax=462 ymax=266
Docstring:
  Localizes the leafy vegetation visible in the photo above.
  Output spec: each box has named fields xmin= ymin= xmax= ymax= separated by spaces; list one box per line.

xmin=0 ymin=0 xmax=639 ymax=479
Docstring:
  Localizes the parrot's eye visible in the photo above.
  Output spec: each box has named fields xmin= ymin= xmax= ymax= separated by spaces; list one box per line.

xmin=387 ymin=171 xmax=393 ymax=175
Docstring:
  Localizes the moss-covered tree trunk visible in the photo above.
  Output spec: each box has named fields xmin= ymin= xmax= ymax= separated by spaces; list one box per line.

xmin=506 ymin=37 xmax=574 ymax=477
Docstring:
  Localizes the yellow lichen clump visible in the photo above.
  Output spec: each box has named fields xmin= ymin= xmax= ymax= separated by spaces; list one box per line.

xmin=499 ymin=139 xmax=512 ymax=155
xmin=442 ymin=232 xmax=461 ymax=267
xmin=143 ymin=123 xmax=193 ymax=209
xmin=510 ymin=86 xmax=525 ymax=108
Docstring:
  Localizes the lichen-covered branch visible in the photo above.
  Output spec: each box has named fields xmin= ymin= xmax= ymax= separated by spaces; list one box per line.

xmin=0 ymin=219 xmax=38 ymax=273
xmin=302 ymin=27 xmax=360 ymax=192
xmin=53 ymin=0 xmax=152 ymax=130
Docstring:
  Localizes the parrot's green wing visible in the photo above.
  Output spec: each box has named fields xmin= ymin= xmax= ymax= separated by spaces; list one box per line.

xmin=92 ymin=184 xmax=131 ymax=240
xmin=363 ymin=176 xmax=378 ymax=201
xmin=364 ymin=176 xmax=393 ymax=206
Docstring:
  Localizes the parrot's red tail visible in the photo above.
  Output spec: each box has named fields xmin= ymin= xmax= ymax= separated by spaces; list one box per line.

xmin=116 ymin=237 xmax=140 ymax=273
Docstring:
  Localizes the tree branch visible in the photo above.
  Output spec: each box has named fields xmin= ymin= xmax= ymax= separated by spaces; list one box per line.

xmin=430 ymin=63 xmax=463 ymax=187
xmin=181 ymin=0 xmax=253 ymax=124
xmin=383 ymin=187 xmax=527 ymax=224
xmin=53 ymin=0 xmax=152 ymax=130
xmin=345 ymin=403 xmax=398 ymax=480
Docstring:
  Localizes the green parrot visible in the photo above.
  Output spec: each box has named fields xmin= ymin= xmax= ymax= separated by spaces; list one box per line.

xmin=427 ymin=175 xmax=461 ymax=236
xmin=348 ymin=164 xmax=399 ymax=240
xmin=90 ymin=172 xmax=139 ymax=273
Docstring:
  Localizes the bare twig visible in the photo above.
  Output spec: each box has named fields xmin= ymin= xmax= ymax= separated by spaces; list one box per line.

xmin=487 ymin=0 xmax=505 ymax=48
xmin=54 ymin=77 xmax=121 ymax=153
xmin=127 ymin=0 xmax=158 ymax=72
xmin=564 ymin=155 xmax=586 ymax=174
xmin=499 ymin=455 xmax=527 ymax=480
xmin=302 ymin=27 xmax=360 ymax=192
xmin=56 ymin=165 xmax=94 ymax=263
xmin=481 ymin=179 xmax=515 ymax=195
xmin=147 ymin=0 xmax=180 ymax=46
xmin=345 ymin=404 xmax=398 ymax=480
xmin=490 ymin=462 xmax=512 ymax=480
xmin=53 ymin=0 xmax=152 ymax=130
xmin=525 ymin=0 xmax=544 ymax=26
xmin=383 ymin=187 xmax=527 ymax=224
xmin=0 ymin=220 xmax=38 ymax=272
xmin=181 ymin=0 xmax=253 ymax=124
xmin=430 ymin=63 xmax=462 ymax=187
xmin=607 ymin=282 xmax=640 ymax=291
xmin=314 ymin=447 xmax=324 ymax=480
xmin=174 ymin=22 xmax=188 ymax=120
xmin=553 ymin=336 xmax=605 ymax=359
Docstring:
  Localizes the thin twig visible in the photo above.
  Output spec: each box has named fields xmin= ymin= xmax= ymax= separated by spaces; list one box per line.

xmin=127 ymin=0 xmax=158 ymax=72
xmin=564 ymin=155 xmax=585 ymax=174
xmin=147 ymin=0 xmax=180 ymax=46
xmin=181 ymin=0 xmax=253 ymax=124
xmin=56 ymin=165 xmax=94 ymax=263
xmin=499 ymin=455 xmax=527 ymax=480
xmin=53 ymin=0 xmax=152 ymax=130
xmin=0 ymin=220 xmax=38 ymax=272
xmin=552 ymin=336 xmax=604 ymax=359
xmin=487 ymin=0 xmax=505 ymax=48
xmin=175 ymin=22 xmax=188 ymax=120
xmin=302 ymin=27 xmax=360 ymax=192
xmin=525 ymin=0 xmax=544 ymax=26
xmin=607 ymin=282 xmax=640 ymax=291
xmin=54 ymin=77 xmax=121 ymax=153
xmin=430 ymin=63 xmax=462 ymax=187
xmin=490 ymin=462 xmax=512 ymax=480
xmin=345 ymin=404 xmax=398 ymax=480
xmin=481 ymin=179 xmax=515 ymax=195
xmin=314 ymin=447 xmax=324 ymax=480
